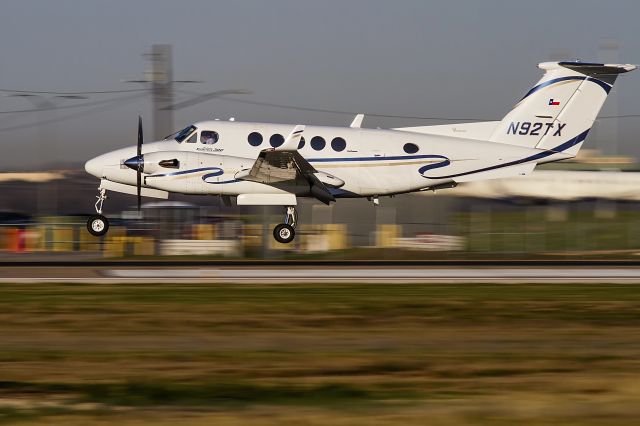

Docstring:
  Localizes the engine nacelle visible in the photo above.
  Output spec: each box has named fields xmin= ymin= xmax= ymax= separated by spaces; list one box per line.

xmin=143 ymin=151 xmax=222 ymax=194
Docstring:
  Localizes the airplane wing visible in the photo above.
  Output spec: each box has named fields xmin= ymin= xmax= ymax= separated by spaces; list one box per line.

xmin=235 ymin=125 xmax=339 ymax=204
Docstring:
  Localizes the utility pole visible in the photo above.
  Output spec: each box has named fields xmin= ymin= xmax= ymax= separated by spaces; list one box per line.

xmin=127 ymin=44 xmax=250 ymax=140
xmin=127 ymin=44 xmax=178 ymax=140
xmin=146 ymin=44 xmax=174 ymax=140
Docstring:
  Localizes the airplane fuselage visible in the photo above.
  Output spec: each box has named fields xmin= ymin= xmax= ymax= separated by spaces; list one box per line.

xmin=86 ymin=120 xmax=567 ymax=199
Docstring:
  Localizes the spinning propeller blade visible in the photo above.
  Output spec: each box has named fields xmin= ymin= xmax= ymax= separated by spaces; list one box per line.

xmin=136 ymin=116 xmax=143 ymax=211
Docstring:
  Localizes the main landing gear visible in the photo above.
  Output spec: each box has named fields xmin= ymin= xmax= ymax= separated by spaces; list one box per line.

xmin=273 ymin=206 xmax=297 ymax=244
xmin=87 ymin=188 xmax=110 ymax=237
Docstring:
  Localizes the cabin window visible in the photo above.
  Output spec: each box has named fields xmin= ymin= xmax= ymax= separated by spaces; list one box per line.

xmin=403 ymin=143 xmax=419 ymax=154
xmin=270 ymin=133 xmax=285 ymax=148
xmin=331 ymin=137 xmax=346 ymax=152
xmin=175 ymin=125 xmax=196 ymax=143
xmin=310 ymin=136 xmax=326 ymax=151
xmin=298 ymin=136 xmax=305 ymax=149
xmin=201 ymin=130 xmax=219 ymax=144
xmin=248 ymin=132 xmax=263 ymax=147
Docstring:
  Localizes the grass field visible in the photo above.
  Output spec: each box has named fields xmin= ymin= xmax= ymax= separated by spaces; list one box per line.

xmin=0 ymin=282 xmax=638 ymax=425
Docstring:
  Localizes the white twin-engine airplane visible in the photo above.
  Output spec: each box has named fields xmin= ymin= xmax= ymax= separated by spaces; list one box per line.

xmin=85 ymin=61 xmax=636 ymax=243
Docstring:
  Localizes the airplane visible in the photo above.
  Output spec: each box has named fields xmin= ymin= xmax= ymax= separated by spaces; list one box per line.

xmin=84 ymin=61 xmax=636 ymax=243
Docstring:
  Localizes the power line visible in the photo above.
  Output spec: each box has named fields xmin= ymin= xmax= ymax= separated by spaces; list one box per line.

xmin=2 ymin=87 xmax=640 ymax=121
xmin=216 ymin=95 xmax=640 ymax=121
xmin=0 ymin=88 xmax=148 ymax=95
xmin=0 ymin=92 xmax=147 ymax=133
xmin=0 ymin=92 xmax=148 ymax=114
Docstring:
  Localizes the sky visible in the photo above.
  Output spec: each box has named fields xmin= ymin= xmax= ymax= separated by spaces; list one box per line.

xmin=1 ymin=0 xmax=639 ymax=169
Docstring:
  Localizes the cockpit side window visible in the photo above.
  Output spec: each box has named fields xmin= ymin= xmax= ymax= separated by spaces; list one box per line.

xmin=185 ymin=133 xmax=197 ymax=143
xmin=200 ymin=130 xmax=219 ymax=144
xmin=175 ymin=125 xmax=197 ymax=143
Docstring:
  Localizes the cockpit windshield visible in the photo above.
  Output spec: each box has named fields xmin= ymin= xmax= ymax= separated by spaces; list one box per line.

xmin=175 ymin=125 xmax=197 ymax=143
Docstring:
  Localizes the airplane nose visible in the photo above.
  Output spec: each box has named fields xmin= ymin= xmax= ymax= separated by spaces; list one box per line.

xmin=84 ymin=156 xmax=103 ymax=178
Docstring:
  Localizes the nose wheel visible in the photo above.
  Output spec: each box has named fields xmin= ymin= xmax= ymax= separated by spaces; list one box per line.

xmin=87 ymin=188 xmax=110 ymax=237
xmin=87 ymin=214 xmax=109 ymax=237
xmin=273 ymin=206 xmax=297 ymax=244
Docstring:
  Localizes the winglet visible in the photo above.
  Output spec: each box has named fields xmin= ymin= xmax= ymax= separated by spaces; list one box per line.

xmin=350 ymin=114 xmax=364 ymax=128
xmin=275 ymin=125 xmax=305 ymax=151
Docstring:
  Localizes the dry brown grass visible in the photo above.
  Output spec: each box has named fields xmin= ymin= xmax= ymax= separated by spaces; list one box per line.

xmin=0 ymin=282 xmax=638 ymax=425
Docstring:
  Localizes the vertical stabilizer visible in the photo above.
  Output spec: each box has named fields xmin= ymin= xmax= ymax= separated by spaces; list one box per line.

xmin=489 ymin=62 xmax=636 ymax=157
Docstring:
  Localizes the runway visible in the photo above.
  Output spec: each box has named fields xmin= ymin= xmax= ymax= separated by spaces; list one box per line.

xmin=2 ymin=267 xmax=640 ymax=283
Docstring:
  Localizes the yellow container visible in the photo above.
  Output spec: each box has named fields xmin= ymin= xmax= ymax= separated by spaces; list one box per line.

xmin=104 ymin=235 xmax=155 ymax=257
xmin=103 ymin=237 xmax=125 ymax=258
xmin=242 ymin=224 xmax=263 ymax=248
xmin=79 ymin=226 xmax=101 ymax=251
xmin=51 ymin=227 xmax=74 ymax=252
xmin=376 ymin=224 xmax=401 ymax=248
xmin=133 ymin=237 xmax=155 ymax=256
xmin=24 ymin=227 xmax=44 ymax=251
xmin=325 ymin=224 xmax=348 ymax=250
xmin=192 ymin=223 xmax=215 ymax=240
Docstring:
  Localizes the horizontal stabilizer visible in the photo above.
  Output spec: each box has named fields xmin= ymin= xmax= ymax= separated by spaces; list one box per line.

xmin=395 ymin=121 xmax=500 ymax=140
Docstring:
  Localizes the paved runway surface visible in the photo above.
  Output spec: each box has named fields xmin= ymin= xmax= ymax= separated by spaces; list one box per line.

xmin=3 ymin=268 xmax=640 ymax=283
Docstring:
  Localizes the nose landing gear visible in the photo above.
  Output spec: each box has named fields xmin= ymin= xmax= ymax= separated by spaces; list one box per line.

xmin=273 ymin=206 xmax=297 ymax=244
xmin=87 ymin=188 xmax=110 ymax=237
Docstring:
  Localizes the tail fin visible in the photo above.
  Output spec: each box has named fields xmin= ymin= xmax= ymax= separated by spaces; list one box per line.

xmin=489 ymin=61 xmax=636 ymax=156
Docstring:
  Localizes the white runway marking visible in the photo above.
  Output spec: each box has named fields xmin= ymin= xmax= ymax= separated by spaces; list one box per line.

xmin=2 ymin=268 xmax=640 ymax=283
xmin=105 ymin=268 xmax=640 ymax=280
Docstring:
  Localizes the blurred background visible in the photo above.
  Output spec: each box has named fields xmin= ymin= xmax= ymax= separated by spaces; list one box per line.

xmin=3 ymin=3 xmax=640 ymax=425
xmin=1 ymin=0 xmax=640 ymax=260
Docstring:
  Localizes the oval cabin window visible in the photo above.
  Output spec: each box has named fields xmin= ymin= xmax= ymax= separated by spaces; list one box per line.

xmin=248 ymin=132 xmax=263 ymax=147
xmin=331 ymin=137 xmax=346 ymax=152
xmin=270 ymin=133 xmax=285 ymax=148
xmin=403 ymin=143 xmax=419 ymax=154
xmin=310 ymin=136 xmax=326 ymax=151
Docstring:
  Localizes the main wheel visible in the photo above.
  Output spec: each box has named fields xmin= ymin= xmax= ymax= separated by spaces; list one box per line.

xmin=273 ymin=223 xmax=295 ymax=244
xmin=87 ymin=214 xmax=109 ymax=237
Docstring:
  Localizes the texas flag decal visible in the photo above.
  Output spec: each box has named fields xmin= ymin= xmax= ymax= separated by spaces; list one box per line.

xmin=548 ymin=99 xmax=561 ymax=106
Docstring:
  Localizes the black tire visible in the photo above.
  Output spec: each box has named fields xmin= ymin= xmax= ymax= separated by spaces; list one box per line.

xmin=87 ymin=214 xmax=109 ymax=237
xmin=273 ymin=223 xmax=295 ymax=244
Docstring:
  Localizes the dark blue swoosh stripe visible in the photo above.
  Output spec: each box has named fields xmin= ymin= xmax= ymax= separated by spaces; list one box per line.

xmin=206 ymin=179 xmax=241 ymax=184
xmin=420 ymin=129 xmax=590 ymax=180
xmin=150 ymin=167 xmax=222 ymax=178
xmin=202 ymin=170 xmax=224 ymax=181
xmin=521 ymin=76 xmax=610 ymax=101
xmin=417 ymin=157 xmax=450 ymax=175
xmin=308 ymin=154 xmax=447 ymax=163
xmin=586 ymin=76 xmax=613 ymax=93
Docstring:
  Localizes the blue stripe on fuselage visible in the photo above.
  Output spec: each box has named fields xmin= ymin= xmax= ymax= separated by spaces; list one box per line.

xmin=308 ymin=154 xmax=448 ymax=163
xmin=149 ymin=167 xmax=222 ymax=178
xmin=419 ymin=129 xmax=590 ymax=180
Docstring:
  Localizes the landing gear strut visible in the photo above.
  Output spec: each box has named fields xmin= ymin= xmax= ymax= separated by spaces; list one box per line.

xmin=273 ymin=206 xmax=297 ymax=244
xmin=87 ymin=188 xmax=110 ymax=237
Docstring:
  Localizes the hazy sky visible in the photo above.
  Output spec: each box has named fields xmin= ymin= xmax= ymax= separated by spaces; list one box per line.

xmin=1 ymin=0 xmax=639 ymax=169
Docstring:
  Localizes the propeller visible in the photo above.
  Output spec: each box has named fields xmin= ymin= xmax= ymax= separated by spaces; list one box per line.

xmin=123 ymin=116 xmax=144 ymax=211
xmin=136 ymin=116 xmax=143 ymax=211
